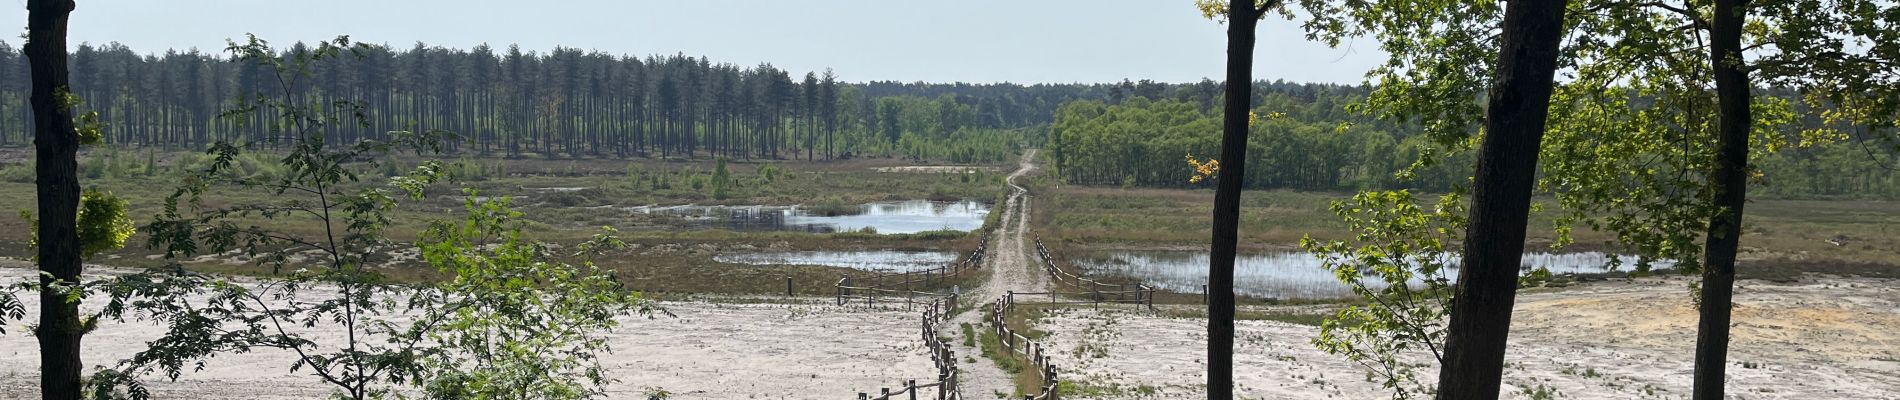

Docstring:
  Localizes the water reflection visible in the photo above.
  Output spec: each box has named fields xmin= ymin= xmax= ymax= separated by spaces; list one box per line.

xmin=716 ymin=250 xmax=961 ymax=273
xmin=1076 ymin=251 xmax=1674 ymax=300
xmin=628 ymin=200 xmax=989 ymax=235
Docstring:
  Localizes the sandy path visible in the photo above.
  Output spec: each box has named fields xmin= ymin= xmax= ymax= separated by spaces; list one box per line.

xmin=0 ymin=265 xmax=933 ymax=399
xmin=940 ymin=150 xmax=1050 ymax=399
xmin=1028 ymin=277 xmax=1900 ymax=399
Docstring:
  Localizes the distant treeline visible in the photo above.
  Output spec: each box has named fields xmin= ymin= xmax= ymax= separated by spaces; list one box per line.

xmin=1049 ymin=84 xmax=1900 ymax=198
xmin=1049 ymin=83 xmax=1470 ymax=191
xmin=0 ymin=40 xmax=1135 ymax=163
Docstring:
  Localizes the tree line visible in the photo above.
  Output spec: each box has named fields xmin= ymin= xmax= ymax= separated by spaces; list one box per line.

xmin=0 ymin=39 xmax=1131 ymax=163
xmin=1049 ymin=86 xmax=1900 ymax=199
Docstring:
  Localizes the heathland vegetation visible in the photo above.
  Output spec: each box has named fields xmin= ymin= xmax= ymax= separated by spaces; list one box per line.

xmin=3 ymin=0 xmax=1899 ymax=399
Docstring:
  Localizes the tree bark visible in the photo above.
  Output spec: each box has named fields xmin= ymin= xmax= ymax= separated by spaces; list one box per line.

xmin=1208 ymin=1 xmax=1263 ymax=398
xmin=1432 ymin=0 xmax=1570 ymax=399
xmin=26 ymin=1 xmax=85 ymax=399
xmin=1693 ymin=0 xmax=1751 ymax=398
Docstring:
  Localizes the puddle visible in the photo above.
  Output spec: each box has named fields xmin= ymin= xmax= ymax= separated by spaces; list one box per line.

xmin=1075 ymin=251 xmax=1675 ymax=299
xmin=629 ymin=199 xmax=989 ymax=234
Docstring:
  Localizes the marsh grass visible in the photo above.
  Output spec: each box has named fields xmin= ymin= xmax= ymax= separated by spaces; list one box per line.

xmin=0 ymin=152 xmax=1010 ymax=296
xmin=1032 ymin=175 xmax=1900 ymax=276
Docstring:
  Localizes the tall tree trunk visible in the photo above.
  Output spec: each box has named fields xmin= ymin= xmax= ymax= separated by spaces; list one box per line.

xmin=26 ymin=1 xmax=85 ymax=399
xmin=1693 ymin=0 xmax=1751 ymax=398
xmin=1433 ymin=0 xmax=1570 ymax=399
xmin=1207 ymin=1 xmax=1262 ymax=397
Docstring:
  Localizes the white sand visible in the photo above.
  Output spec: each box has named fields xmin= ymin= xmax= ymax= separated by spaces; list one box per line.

xmin=0 ymin=265 xmax=936 ymax=399
xmin=1027 ymin=276 xmax=1900 ymax=399
xmin=11 ymin=148 xmax=1891 ymax=400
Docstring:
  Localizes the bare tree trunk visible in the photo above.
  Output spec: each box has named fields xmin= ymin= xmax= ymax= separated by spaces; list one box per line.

xmin=1694 ymin=0 xmax=1751 ymax=398
xmin=26 ymin=1 xmax=85 ymax=399
xmin=1208 ymin=1 xmax=1262 ymax=398
xmin=1432 ymin=0 xmax=1570 ymax=399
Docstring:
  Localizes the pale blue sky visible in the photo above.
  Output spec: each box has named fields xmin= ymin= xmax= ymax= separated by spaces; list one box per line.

xmin=4 ymin=0 xmax=1385 ymax=84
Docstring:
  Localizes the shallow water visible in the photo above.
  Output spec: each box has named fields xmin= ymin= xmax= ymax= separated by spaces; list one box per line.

xmin=715 ymin=250 xmax=961 ymax=273
xmin=628 ymin=199 xmax=989 ymax=234
xmin=1075 ymin=251 xmax=1675 ymax=300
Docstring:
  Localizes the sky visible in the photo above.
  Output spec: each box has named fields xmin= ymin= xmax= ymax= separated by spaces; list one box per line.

xmin=2 ymin=0 xmax=1386 ymax=84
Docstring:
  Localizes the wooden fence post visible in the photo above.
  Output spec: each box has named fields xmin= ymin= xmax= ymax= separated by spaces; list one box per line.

xmin=1048 ymin=367 xmax=1060 ymax=400
xmin=1202 ymin=284 xmax=1208 ymax=305
xmin=786 ymin=275 xmax=793 ymax=297
xmin=908 ymin=380 xmax=918 ymax=400
xmin=1033 ymin=342 xmax=1042 ymax=367
xmin=882 ymin=388 xmax=891 ymax=399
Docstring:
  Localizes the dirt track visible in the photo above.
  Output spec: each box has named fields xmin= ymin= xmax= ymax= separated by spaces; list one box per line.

xmin=937 ymin=150 xmax=1050 ymax=399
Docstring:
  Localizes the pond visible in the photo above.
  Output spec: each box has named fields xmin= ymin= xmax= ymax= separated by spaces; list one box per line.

xmin=715 ymin=250 xmax=962 ymax=273
xmin=1074 ymin=251 xmax=1675 ymax=300
xmin=628 ymin=199 xmax=989 ymax=235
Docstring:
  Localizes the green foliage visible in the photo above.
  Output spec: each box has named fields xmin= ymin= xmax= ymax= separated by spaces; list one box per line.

xmin=76 ymin=190 xmax=136 ymax=259
xmin=82 ymin=34 xmax=644 ymax=400
xmin=415 ymin=192 xmax=648 ymax=399
xmin=1303 ymin=190 xmax=1462 ymax=399
xmin=144 ymin=150 xmax=158 ymax=177
xmin=711 ymin=158 xmax=733 ymax=200
xmin=20 ymin=189 xmax=135 ymax=261
xmin=0 ymin=286 xmax=19 ymax=335
xmin=1048 ymin=96 xmax=1452 ymax=191
xmin=753 ymin=161 xmax=781 ymax=184
xmin=76 ymin=147 xmax=164 ymax=180
xmin=84 ymin=35 xmax=457 ymax=400
xmin=57 ymin=88 xmax=107 ymax=145
xmin=1755 ymin=140 xmax=1900 ymax=198
xmin=688 ymin=174 xmax=707 ymax=191
xmin=444 ymin=158 xmax=493 ymax=182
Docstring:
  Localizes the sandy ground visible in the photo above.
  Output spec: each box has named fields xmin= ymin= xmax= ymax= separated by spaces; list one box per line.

xmin=944 ymin=150 xmax=1052 ymax=399
xmin=0 ymin=265 xmax=935 ymax=399
xmin=1027 ymin=276 xmax=1900 ymax=399
xmin=0 ymin=151 xmax=1047 ymax=400
xmin=14 ymin=149 xmax=1888 ymax=400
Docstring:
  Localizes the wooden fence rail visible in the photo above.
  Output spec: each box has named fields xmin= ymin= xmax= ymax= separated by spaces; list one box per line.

xmin=991 ymin=292 xmax=1061 ymax=400
xmin=839 ymin=236 xmax=988 ymax=307
xmin=857 ymin=294 xmax=963 ymax=400
xmin=1032 ymin=236 xmax=1156 ymax=309
xmin=844 ymin=233 xmax=988 ymax=399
